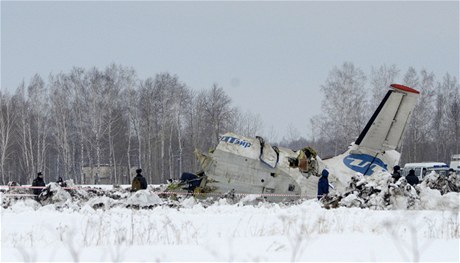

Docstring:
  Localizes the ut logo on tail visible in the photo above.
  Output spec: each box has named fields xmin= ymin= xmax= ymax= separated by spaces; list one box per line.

xmin=343 ymin=154 xmax=387 ymax=176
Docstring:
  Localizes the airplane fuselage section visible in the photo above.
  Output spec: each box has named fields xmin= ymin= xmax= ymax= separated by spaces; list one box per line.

xmin=199 ymin=133 xmax=319 ymax=201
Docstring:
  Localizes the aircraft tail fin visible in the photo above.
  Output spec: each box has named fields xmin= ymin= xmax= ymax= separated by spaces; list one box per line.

xmin=352 ymin=84 xmax=420 ymax=156
xmin=322 ymin=84 xmax=419 ymax=185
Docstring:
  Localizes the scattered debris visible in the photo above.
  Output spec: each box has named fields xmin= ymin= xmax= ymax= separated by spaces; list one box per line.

xmin=321 ymin=171 xmax=459 ymax=210
xmin=1 ymin=170 xmax=458 ymax=210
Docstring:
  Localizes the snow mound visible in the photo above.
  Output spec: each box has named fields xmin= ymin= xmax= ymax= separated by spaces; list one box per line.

xmin=39 ymin=182 xmax=72 ymax=205
xmin=87 ymin=196 xmax=119 ymax=210
xmin=238 ymin=194 xmax=261 ymax=205
xmin=9 ymin=199 xmax=41 ymax=212
xmin=126 ymin=190 xmax=163 ymax=207
xmin=181 ymin=196 xmax=197 ymax=208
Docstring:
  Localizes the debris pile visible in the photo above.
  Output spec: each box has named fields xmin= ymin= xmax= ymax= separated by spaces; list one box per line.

xmin=39 ymin=182 xmax=72 ymax=206
xmin=423 ymin=171 xmax=459 ymax=194
xmin=322 ymin=171 xmax=459 ymax=210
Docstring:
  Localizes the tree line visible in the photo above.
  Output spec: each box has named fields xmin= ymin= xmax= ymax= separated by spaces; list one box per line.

xmin=0 ymin=64 xmax=263 ymax=185
xmin=0 ymin=63 xmax=458 ymax=185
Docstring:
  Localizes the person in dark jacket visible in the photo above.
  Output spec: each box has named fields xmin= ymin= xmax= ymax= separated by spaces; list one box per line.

xmin=392 ymin=165 xmax=402 ymax=183
xmin=405 ymin=169 xmax=419 ymax=186
xmin=317 ymin=169 xmax=330 ymax=200
xmin=57 ymin=177 xmax=67 ymax=188
xmin=32 ymin=172 xmax=46 ymax=196
xmin=132 ymin=168 xmax=148 ymax=191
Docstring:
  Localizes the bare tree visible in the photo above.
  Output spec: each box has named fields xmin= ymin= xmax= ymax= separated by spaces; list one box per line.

xmin=234 ymin=110 xmax=264 ymax=138
xmin=183 ymin=89 xmax=210 ymax=172
xmin=0 ymin=92 xmax=15 ymax=184
xmin=103 ymin=64 xmax=136 ymax=184
xmin=432 ymin=81 xmax=447 ymax=161
xmin=49 ymin=73 xmax=73 ymax=180
xmin=446 ymin=77 xmax=460 ymax=155
xmin=318 ymin=62 xmax=367 ymax=154
xmin=69 ymin=67 xmax=89 ymax=184
xmin=439 ymin=73 xmax=460 ymax=158
xmin=28 ymin=75 xmax=50 ymax=175
xmin=203 ymin=83 xmax=236 ymax=145
xmin=13 ymin=75 xmax=50 ymax=183
xmin=122 ymin=82 xmax=141 ymax=181
xmin=370 ymin=64 xmax=400 ymax=106
xmin=81 ymin=68 xmax=108 ymax=182
xmin=401 ymin=68 xmax=435 ymax=163
xmin=171 ymin=83 xmax=191 ymax=179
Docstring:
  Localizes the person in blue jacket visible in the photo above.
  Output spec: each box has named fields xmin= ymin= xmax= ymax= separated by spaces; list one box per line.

xmin=317 ymin=169 xmax=330 ymax=200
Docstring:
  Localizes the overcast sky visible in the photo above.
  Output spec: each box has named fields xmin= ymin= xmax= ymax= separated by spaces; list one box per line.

xmin=1 ymin=1 xmax=459 ymax=140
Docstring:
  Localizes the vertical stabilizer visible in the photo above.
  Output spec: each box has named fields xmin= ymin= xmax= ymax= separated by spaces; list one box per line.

xmin=353 ymin=84 xmax=419 ymax=156
xmin=322 ymin=84 xmax=419 ymax=192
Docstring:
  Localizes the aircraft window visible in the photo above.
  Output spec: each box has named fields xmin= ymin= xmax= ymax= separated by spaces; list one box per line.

xmin=288 ymin=184 xmax=295 ymax=191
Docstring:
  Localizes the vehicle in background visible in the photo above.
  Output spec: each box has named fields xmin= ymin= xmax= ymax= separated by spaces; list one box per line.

xmin=402 ymin=162 xmax=449 ymax=181
xmin=450 ymin=154 xmax=460 ymax=174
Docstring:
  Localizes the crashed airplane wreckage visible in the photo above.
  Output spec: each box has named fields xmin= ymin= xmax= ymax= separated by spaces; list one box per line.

xmin=167 ymin=84 xmax=420 ymax=202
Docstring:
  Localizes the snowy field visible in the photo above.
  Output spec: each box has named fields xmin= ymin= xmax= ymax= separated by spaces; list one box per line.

xmin=1 ymin=184 xmax=459 ymax=262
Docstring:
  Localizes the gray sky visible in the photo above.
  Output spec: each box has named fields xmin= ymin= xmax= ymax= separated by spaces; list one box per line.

xmin=1 ymin=1 xmax=459 ymax=140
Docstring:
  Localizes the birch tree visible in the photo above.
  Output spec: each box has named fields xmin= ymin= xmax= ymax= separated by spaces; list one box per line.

xmin=0 ymin=92 xmax=15 ymax=184
xmin=370 ymin=64 xmax=399 ymax=106
xmin=103 ymin=64 xmax=136 ymax=183
xmin=204 ymin=83 xmax=235 ymax=146
xmin=14 ymin=75 xmax=50 ymax=182
xmin=401 ymin=68 xmax=435 ymax=163
xmin=122 ymin=82 xmax=141 ymax=180
xmin=440 ymin=74 xmax=460 ymax=158
xmin=82 ymin=68 xmax=108 ymax=181
xmin=234 ymin=110 xmax=264 ymax=138
xmin=318 ymin=62 xmax=367 ymax=154
xmin=49 ymin=73 xmax=74 ymax=180
xmin=169 ymin=82 xmax=190 ymax=179
xmin=28 ymin=75 xmax=50 ymax=175
xmin=69 ymin=67 xmax=89 ymax=184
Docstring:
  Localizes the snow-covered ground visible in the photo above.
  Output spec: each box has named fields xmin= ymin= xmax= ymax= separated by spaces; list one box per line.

xmin=1 ymin=178 xmax=459 ymax=262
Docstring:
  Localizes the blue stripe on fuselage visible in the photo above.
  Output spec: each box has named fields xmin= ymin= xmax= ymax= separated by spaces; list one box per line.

xmin=343 ymin=154 xmax=387 ymax=175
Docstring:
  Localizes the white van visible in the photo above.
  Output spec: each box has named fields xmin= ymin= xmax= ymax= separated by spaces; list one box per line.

xmin=450 ymin=154 xmax=460 ymax=171
xmin=402 ymin=162 xmax=449 ymax=181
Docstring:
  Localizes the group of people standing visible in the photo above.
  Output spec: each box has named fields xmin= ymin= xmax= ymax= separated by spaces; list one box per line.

xmin=30 ymin=168 xmax=148 ymax=197
xmin=391 ymin=165 xmax=420 ymax=185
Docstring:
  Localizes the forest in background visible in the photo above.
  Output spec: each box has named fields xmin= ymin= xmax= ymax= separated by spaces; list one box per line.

xmin=0 ymin=62 xmax=458 ymax=185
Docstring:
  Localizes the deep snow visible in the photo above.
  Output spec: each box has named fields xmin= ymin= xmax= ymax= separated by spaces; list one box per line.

xmin=1 ymin=173 xmax=459 ymax=262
